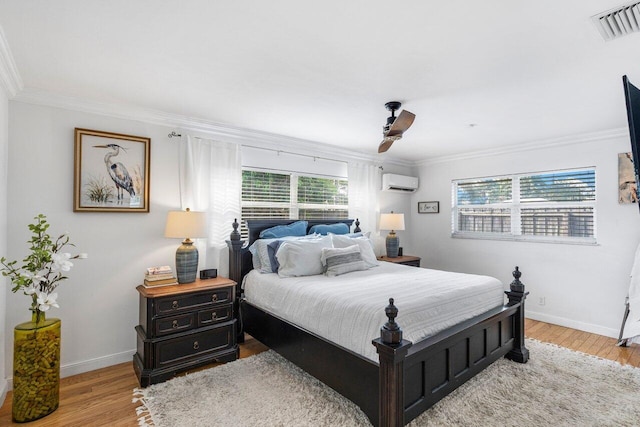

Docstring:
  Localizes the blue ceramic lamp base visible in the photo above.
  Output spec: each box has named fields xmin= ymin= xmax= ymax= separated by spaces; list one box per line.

xmin=386 ymin=232 xmax=400 ymax=258
xmin=175 ymin=240 xmax=198 ymax=284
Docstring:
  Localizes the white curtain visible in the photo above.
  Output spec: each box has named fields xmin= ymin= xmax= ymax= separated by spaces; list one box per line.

xmin=179 ymin=135 xmax=242 ymax=278
xmin=348 ymin=162 xmax=380 ymax=247
xmin=622 ymin=241 xmax=640 ymax=343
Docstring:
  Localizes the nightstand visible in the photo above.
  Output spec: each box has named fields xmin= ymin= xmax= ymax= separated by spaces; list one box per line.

xmin=377 ymin=255 xmax=421 ymax=267
xmin=133 ymin=277 xmax=239 ymax=387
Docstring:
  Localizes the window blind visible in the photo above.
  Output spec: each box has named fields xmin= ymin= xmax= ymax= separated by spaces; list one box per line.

xmin=241 ymin=169 xmax=348 ymax=237
xmin=453 ymin=168 xmax=596 ymax=243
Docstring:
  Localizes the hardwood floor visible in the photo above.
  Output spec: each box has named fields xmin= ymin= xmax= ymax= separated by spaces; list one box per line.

xmin=0 ymin=336 xmax=269 ymax=427
xmin=525 ymin=318 xmax=640 ymax=366
xmin=0 ymin=320 xmax=638 ymax=426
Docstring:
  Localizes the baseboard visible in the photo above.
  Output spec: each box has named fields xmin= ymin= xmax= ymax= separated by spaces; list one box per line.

xmin=526 ymin=311 xmax=619 ymax=339
xmin=0 ymin=378 xmax=7 ymax=409
xmin=5 ymin=348 xmax=135 ymax=391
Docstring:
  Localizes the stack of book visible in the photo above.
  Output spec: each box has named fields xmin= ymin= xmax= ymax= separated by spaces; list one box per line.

xmin=143 ymin=266 xmax=178 ymax=287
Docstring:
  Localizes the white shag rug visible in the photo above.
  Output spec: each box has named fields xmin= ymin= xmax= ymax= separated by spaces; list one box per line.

xmin=133 ymin=340 xmax=640 ymax=426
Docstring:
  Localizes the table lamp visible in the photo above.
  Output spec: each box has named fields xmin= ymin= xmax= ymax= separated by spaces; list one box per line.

xmin=379 ymin=211 xmax=405 ymax=258
xmin=164 ymin=208 xmax=207 ymax=283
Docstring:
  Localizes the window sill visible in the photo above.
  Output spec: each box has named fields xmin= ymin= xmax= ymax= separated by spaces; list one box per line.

xmin=451 ymin=232 xmax=598 ymax=246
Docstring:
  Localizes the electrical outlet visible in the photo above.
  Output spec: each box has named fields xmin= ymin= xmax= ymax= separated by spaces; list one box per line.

xmin=538 ymin=297 xmax=546 ymax=306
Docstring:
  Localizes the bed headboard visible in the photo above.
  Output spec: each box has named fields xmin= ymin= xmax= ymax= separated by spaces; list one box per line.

xmin=245 ymin=218 xmax=358 ymax=245
xmin=228 ymin=218 xmax=360 ymax=286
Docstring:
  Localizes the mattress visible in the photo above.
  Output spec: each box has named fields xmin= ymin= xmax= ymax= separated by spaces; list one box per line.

xmin=242 ymin=262 xmax=505 ymax=361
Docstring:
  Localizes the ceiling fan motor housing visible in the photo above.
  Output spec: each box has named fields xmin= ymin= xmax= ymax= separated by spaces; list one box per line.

xmin=384 ymin=101 xmax=402 ymax=132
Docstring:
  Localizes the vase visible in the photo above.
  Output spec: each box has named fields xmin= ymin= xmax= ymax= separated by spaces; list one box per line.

xmin=12 ymin=311 xmax=61 ymax=423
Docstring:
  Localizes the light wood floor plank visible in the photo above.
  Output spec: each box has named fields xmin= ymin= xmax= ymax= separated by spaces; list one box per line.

xmin=0 ymin=322 xmax=638 ymax=425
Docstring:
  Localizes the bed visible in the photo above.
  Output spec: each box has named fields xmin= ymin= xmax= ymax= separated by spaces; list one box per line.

xmin=227 ymin=218 xmax=529 ymax=427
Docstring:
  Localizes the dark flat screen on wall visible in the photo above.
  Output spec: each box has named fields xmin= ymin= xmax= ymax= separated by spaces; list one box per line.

xmin=623 ymin=75 xmax=640 ymax=212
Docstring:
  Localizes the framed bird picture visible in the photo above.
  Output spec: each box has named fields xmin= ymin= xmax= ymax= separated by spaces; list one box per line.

xmin=74 ymin=128 xmax=150 ymax=212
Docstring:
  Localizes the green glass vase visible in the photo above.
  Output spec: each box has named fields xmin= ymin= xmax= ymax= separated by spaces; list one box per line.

xmin=12 ymin=311 xmax=61 ymax=423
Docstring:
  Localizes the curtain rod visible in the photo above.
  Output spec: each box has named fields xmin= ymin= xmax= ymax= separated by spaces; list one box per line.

xmin=168 ymin=131 xmax=349 ymax=166
xmin=242 ymin=144 xmax=348 ymax=166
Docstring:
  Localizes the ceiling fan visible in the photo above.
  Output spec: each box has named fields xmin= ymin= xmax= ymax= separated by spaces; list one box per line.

xmin=378 ymin=101 xmax=416 ymax=153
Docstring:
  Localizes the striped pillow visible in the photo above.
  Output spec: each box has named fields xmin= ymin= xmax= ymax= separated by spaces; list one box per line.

xmin=320 ymin=245 xmax=368 ymax=277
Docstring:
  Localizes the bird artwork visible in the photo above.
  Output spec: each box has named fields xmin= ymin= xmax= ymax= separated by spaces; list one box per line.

xmin=93 ymin=143 xmax=136 ymax=202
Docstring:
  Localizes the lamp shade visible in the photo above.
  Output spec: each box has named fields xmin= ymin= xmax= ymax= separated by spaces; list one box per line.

xmin=164 ymin=209 xmax=207 ymax=239
xmin=379 ymin=213 xmax=405 ymax=231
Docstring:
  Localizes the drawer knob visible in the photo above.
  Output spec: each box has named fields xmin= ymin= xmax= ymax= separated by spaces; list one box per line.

xmin=212 ymin=294 xmax=218 ymax=302
xmin=172 ymin=300 xmax=179 ymax=310
xmin=193 ymin=341 xmax=199 ymax=350
xmin=172 ymin=320 xmax=178 ymax=329
xmin=212 ymin=312 xmax=217 ymax=320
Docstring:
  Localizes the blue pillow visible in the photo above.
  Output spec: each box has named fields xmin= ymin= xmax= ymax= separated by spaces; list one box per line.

xmin=259 ymin=220 xmax=308 ymax=239
xmin=308 ymin=223 xmax=349 ymax=236
xmin=267 ymin=240 xmax=285 ymax=272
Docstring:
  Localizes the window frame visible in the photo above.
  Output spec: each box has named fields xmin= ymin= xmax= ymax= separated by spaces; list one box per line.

xmin=241 ymin=167 xmax=349 ymax=228
xmin=451 ymin=167 xmax=597 ymax=245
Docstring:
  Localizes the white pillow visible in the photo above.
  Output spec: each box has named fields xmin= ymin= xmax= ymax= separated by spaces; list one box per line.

xmin=276 ymin=235 xmax=333 ymax=277
xmin=248 ymin=233 xmax=321 ymax=274
xmin=330 ymin=234 xmax=379 ymax=268
xmin=321 ymin=245 xmax=368 ymax=276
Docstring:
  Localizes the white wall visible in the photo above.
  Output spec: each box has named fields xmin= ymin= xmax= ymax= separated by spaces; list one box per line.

xmin=410 ymin=132 xmax=640 ymax=338
xmin=0 ymin=83 xmax=9 ymax=403
xmin=5 ymin=102 xmax=183 ymax=379
xmin=378 ymin=166 xmax=417 ymax=256
xmin=4 ymin=100 xmax=415 ymax=382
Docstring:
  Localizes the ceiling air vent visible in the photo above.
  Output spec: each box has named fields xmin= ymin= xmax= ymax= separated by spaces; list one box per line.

xmin=592 ymin=2 xmax=640 ymax=41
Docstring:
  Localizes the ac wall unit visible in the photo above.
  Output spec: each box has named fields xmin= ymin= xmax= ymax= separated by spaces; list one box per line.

xmin=382 ymin=173 xmax=419 ymax=193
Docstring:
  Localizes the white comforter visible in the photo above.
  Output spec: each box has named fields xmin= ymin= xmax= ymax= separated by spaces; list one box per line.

xmin=243 ymin=262 xmax=505 ymax=361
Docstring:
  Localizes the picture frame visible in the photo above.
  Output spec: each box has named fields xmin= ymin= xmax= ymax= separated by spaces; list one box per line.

xmin=418 ymin=201 xmax=439 ymax=214
xmin=74 ymin=128 xmax=150 ymax=212
xmin=618 ymin=152 xmax=638 ymax=204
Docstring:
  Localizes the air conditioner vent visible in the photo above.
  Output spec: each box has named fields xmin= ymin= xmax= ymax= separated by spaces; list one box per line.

xmin=592 ymin=3 xmax=640 ymax=41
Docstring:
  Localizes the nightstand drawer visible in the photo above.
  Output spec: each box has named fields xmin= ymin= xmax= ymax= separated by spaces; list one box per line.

xmin=155 ymin=312 xmax=197 ymax=337
xmin=377 ymin=255 xmax=421 ymax=268
xmin=154 ymin=287 xmax=233 ymax=316
xmin=198 ymin=305 xmax=232 ymax=326
xmin=154 ymin=322 xmax=235 ymax=368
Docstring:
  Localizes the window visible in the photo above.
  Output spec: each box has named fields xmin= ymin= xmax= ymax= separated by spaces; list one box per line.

xmin=241 ymin=169 xmax=348 ymax=236
xmin=452 ymin=168 xmax=596 ymax=243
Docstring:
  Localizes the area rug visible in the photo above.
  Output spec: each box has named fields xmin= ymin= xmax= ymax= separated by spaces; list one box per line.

xmin=133 ymin=339 xmax=640 ymax=426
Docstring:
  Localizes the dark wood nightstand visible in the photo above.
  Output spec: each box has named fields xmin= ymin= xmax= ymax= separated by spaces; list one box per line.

xmin=377 ymin=255 xmax=421 ymax=267
xmin=133 ymin=277 xmax=239 ymax=387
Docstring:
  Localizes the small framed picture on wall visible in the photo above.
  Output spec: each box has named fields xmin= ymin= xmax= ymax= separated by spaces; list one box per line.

xmin=418 ymin=201 xmax=439 ymax=214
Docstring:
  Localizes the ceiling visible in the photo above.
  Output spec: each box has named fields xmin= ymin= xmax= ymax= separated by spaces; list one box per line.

xmin=0 ymin=0 xmax=638 ymax=162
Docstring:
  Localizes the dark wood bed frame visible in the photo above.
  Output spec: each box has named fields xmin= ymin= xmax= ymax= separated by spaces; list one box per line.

xmin=227 ymin=218 xmax=529 ymax=427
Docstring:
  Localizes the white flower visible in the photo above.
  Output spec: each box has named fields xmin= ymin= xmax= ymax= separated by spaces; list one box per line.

xmin=22 ymin=272 xmax=45 ymax=287
xmin=37 ymin=292 xmax=59 ymax=312
xmin=23 ymin=283 xmax=39 ymax=295
xmin=51 ymin=252 xmax=73 ymax=272
xmin=77 ymin=253 xmax=88 ymax=259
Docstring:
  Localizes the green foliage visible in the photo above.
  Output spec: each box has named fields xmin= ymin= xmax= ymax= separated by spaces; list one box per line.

xmin=0 ymin=214 xmax=81 ymax=314
xmin=297 ymin=176 xmax=348 ymax=205
xmin=85 ymin=175 xmax=114 ymax=203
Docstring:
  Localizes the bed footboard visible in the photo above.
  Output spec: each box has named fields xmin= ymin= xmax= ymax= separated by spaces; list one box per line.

xmin=372 ymin=267 xmax=529 ymax=427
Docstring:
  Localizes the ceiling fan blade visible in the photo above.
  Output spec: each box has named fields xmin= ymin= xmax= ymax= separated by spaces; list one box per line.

xmin=378 ymin=135 xmax=401 ymax=153
xmin=378 ymin=138 xmax=394 ymax=153
xmin=386 ymin=110 xmax=416 ymax=136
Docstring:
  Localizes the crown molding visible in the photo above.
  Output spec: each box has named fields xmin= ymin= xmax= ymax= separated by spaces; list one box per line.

xmin=12 ymin=88 xmax=412 ymax=168
xmin=0 ymin=26 xmax=23 ymax=97
xmin=12 ymin=87 xmax=624 ymax=170
xmin=416 ymin=127 xmax=628 ymax=166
